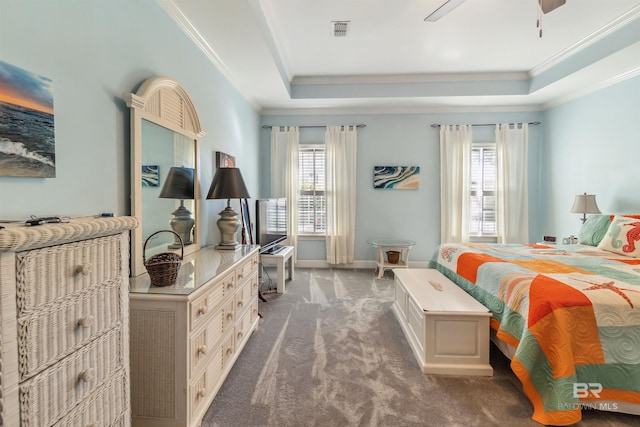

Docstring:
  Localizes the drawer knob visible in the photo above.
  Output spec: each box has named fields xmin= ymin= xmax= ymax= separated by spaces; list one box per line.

xmin=197 ymin=306 xmax=207 ymax=316
xmin=237 ymin=301 xmax=243 ymax=308
xmin=238 ymin=273 xmax=244 ymax=279
xmin=76 ymin=263 xmax=92 ymax=275
xmin=197 ymin=345 xmax=207 ymax=355
xmin=79 ymin=368 xmax=96 ymax=383
xmin=237 ymin=331 xmax=244 ymax=339
xmin=226 ymin=347 xmax=233 ymax=355
xmin=226 ymin=313 xmax=233 ymax=321
xmin=197 ymin=387 xmax=206 ymax=399
xmin=78 ymin=315 xmax=94 ymax=328
xmin=226 ymin=282 xmax=233 ymax=289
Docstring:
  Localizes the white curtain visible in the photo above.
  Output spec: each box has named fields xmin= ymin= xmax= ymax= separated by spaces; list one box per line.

xmin=270 ymin=126 xmax=300 ymax=259
xmin=440 ymin=125 xmax=472 ymax=243
xmin=325 ymin=125 xmax=357 ymax=264
xmin=496 ymin=123 xmax=529 ymax=243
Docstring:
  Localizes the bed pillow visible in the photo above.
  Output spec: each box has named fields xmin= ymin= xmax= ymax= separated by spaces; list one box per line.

xmin=578 ymin=214 xmax=611 ymax=246
xmin=597 ymin=215 xmax=640 ymax=257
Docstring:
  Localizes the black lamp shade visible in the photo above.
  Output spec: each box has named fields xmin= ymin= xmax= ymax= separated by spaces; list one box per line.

xmin=159 ymin=167 xmax=195 ymax=199
xmin=207 ymin=167 xmax=250 ymax=200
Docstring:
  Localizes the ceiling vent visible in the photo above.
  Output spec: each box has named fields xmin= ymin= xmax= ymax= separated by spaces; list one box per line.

xmin=331 ymin=21 xmax=350 ymax=37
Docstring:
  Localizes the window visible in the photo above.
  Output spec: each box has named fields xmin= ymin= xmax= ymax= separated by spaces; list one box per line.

xmin=469 ymin=144 xmax=497 ymax=238
xmin=298 ymin=145 xmax=325 ymax=234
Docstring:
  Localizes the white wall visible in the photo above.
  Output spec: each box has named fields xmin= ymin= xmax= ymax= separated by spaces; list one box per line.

xmin=541 ymin=75 xmax=640 ymax=240
xmin=0 ymin=0 xmax=260 ymax=248
xmin=260 ymin=111 xmax=543 ymax=263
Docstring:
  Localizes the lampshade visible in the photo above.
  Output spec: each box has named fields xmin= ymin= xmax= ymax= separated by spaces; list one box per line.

xmin=159 ymin=167 xmax=195 ymax=200
xmin=570 ymin=193 xmax=601 ymax=223
xmin=206 ymin=167 xmax=250 ymax=200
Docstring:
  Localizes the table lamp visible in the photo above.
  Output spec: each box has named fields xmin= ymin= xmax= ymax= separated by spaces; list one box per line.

xmin=207 ymin=167 xmax=250 ymax=250
xmin=159 ymin=166 xmax=195 ymax=248
xmin=570 ymin=192 xmax=601 ymax=223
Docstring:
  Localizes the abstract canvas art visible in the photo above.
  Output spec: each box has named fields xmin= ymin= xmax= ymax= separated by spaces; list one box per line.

xmin=373 ymin=166 xmax=420 ymax=189
xmin=142 ymin=165 xmax=159 ymax=187
xmin=0 ymin=60 xmax=55 ymax=177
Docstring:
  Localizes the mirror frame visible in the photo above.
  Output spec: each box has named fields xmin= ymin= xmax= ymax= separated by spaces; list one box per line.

xmin=124 ymin=77 xmax=205 ymax=277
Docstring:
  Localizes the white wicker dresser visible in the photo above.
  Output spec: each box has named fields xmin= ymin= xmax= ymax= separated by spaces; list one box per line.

xmin=129 ymin=245 xmax=260 ymax=427
xmin=0 ymin=216 xmax=137 ymax=427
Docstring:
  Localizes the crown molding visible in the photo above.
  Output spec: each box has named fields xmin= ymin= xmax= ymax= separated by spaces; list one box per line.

xmin=530 ymin=5 xmax=640 ymax=77
xmin=261 ymin=103 xmax=543 ymax=116
xmin=292 ymin=71 xmax=529 ymax=86
xmin=156 ymin=0 xmax=262 ymax=111
xmin=543 ymin=65 xmax=640 ymax=109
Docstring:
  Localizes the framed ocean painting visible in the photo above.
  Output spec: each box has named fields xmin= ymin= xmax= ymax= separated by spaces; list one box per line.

xmin=0 ymin=60 xmax=55 ymax=178
xmin=373 ymin=166 xmax=420 ymax=189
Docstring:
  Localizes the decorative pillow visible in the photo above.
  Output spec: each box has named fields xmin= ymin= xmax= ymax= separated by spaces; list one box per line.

xmin=597 ymin=215 xmax=640 ymax=257
xmin=578 ymin=214 xmax=611 ymax=246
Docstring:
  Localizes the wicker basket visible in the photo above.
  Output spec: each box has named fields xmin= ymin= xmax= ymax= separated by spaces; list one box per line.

xmin=143 ymin=230 xmax=183 ymax=287
xmin=386 ymin=250 xmax=400 ymax=264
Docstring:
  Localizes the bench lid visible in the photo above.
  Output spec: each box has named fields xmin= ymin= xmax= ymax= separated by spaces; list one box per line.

xmin=394 ymin=269 xmax=490 ymax=313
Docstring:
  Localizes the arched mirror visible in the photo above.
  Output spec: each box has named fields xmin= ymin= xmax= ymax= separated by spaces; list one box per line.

xmin=124 ymin=77 xmax=205 ymax=277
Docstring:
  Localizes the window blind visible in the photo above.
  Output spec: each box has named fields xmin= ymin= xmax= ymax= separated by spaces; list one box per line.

xmin=298 ymin=147 xmax=326 ymax=234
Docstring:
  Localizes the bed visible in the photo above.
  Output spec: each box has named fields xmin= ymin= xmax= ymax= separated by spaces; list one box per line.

xmin=428 ymin=215 xmax=640 ymax=426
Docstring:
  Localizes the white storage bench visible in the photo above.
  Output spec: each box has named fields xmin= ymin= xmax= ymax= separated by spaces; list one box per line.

xmin=392 ymin=269 xmax=493 ymax=376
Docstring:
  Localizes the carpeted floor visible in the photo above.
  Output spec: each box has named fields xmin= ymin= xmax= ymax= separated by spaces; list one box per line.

xmin=201 ymin=268 xmax=638 ymax=427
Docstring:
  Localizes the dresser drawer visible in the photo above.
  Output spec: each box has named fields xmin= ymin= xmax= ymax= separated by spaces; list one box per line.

xmin=52 ymin=369 xmax=127 ymax=427
xmin=18 ymin=279 xmax=122 ymax=380
xmin=190 ymin=305 xmax=225 ymax=376
xmin=19 ymin=327 xmax=123 ymax=427
xmin=234 ymin=281 xmax=252 ymax=319
xmin=190 ymin=348 xmax=224 ymax=419
xmin=235 ymin=253 xmax=258 ymax=285
xmin=234 ymin=300 xmax=256 ymax=351
xmin=189 ymin=271 xmax=234 ymax=331
xmin=222 ymin=298 xmax=235 ymax=333
xmin=16 ymin=234 xmax=123 ymax=314
xmin=222 ymin=332 xmax=235 ymax=368
xmin=250 ymin=274 xmax=259 ymax=297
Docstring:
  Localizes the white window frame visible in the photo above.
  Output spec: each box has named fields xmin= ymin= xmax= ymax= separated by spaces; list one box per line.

xmin=297 ymin=144 xmax=326 ymax=238
xmin=469 ymin=142 xmax=498 ymax=243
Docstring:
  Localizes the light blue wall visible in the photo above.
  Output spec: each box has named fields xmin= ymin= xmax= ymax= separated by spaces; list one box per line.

xmin=261 ymin=112 xmax=543 ymax=262
xmin=541 ymin=75 xmax=640 ymax=241
xmin=0 ymin=0 xmax=260 ymax=247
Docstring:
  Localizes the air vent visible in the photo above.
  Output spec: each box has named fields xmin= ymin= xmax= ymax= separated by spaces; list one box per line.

xmin=331 ymin=21 xmax=350 ymax=37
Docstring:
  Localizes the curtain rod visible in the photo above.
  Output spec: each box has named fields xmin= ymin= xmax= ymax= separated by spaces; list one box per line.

xmin=430 ymin=121 xmax=540 ymax=128
xmin=262 ymin=124 xmax=366 ymax=129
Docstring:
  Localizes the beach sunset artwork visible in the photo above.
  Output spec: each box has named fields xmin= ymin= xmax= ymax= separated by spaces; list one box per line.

xmin=0 ymin=60 xmax=55 ymax=177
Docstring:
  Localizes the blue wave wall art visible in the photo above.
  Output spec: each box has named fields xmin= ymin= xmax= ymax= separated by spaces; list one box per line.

xmin=373 ymin=166 xmax=420 ymax=189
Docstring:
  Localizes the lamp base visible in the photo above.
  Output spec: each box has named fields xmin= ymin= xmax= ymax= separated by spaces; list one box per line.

xmin=216 ymin=205 xmax=241 ymax=250
xmin=168 ymin=205 xmax=194 ymax=249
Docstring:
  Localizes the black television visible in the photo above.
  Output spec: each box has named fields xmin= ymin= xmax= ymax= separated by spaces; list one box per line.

xmin=255 ymin=198 xmax=287 ymax=254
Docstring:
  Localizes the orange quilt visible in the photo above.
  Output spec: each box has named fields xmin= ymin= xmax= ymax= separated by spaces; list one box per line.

xmin=431 ymin=243 xmax=640 ymax=425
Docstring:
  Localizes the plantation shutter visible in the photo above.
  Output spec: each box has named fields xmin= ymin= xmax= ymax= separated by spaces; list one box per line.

xmin=298 ymin=147 xmax=325 ymax=234
xmin=469 ymin=145 xmax=497 ymax=236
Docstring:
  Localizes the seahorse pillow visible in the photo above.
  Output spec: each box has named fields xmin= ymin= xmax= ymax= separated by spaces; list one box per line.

xmin=597 ymin=215 xmax=640 ymax=257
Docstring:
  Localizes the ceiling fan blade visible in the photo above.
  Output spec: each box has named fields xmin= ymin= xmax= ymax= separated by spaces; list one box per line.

xmin=424 ymin=0 xmax=467 ymax=22
xmin=539 ymin=0 xmax=566 ymax=14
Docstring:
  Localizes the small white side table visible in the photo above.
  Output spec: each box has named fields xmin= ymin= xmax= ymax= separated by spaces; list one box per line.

xmin=260 ymin=246 xmax=295 ymax=293
xmin=367 ymin=239 xmax=416 ymax=278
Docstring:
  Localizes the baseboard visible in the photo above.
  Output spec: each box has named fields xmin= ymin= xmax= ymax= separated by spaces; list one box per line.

xmin=292 ymin=259 xmax=430 ymax=269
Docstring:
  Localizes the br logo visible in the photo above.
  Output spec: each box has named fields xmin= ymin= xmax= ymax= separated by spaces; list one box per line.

xmin=573 ymin=383 xmax=602 ymax=398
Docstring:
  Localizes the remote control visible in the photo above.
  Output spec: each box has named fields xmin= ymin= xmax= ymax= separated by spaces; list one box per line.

xmin=25 ymin=217 xmax=62 ymax=226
